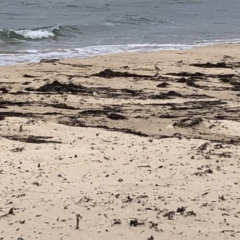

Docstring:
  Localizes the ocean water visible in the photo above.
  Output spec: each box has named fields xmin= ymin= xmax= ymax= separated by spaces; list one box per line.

xmin=0 ymin=0 xmax=240 ymax=65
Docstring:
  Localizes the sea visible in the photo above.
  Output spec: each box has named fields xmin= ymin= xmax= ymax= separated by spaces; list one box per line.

xmin=0 ymin=0 xmax=240 ymax=66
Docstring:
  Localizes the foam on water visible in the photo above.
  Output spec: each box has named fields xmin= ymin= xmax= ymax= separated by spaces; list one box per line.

xmin=14 ymin=28 xmax=54 ymax=39
xmin=0 ymin=43 xmax=197 ymax=66
xmin=0 ymin=38 xmax=240 ymax=66
xmin=0 ymin=25 xmax=60 ymax=40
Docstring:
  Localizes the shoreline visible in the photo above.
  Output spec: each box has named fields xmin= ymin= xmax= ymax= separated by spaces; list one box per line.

xmin=1 ymin=41 xmax=240 ymax=67
xmin=1 ymin=43 xmax=240 ymax=239
xmin=1 ymin=42 xmax=240 ymax=76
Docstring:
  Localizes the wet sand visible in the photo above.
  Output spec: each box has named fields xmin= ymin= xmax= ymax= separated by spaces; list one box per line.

xmin=1 ymin=43 xmax=240 ymax=239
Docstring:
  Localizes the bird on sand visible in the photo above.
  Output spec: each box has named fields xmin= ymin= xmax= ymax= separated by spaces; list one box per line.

xmin=153 ymin=64 xmax=161 ymax=79
xmin=154 ymin=64 xmax=161 ymax=72
xmin=235 ymin=70 xmax=240 ymax=76
xmin=93 ymin=91 xmax=100 ymax=98
xmin=153 ymin=72 xmax=160 ymax=79
xmin=231 ymin=65 xmax=240 ymax=76
xmin=192 ymin=89 xmax=198 ymax=95
xmin=68 ymin=75 xmax=75 ymax=81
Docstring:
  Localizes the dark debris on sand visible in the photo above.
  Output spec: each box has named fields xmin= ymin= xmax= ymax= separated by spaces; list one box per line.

xmin=173 ymin=117 xmax=203 ymax=128
xmin=92 ymin=69 xmax=152 ymax=79
xmin=0 ymin=62 xmax=240 ymax=144
xmin=34 ymin=80 xmax=87 ymax=94
xmin=190 ymin=62 xmax=234 ymax=68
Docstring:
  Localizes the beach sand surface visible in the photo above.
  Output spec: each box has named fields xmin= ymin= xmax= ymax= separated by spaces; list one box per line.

xmin=1 ymin=44 xmax=240 ymax=239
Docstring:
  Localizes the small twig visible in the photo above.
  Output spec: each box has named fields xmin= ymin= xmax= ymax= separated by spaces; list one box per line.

xmin=76 ymin=214 xmax=82 ymax=229
xmin=137 ymin=165 xmax=151 ymax=168
xmin=170 ymin=173 xmax=176 ymax=178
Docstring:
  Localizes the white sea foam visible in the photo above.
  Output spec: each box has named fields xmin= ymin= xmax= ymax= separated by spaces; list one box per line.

xmin=0 ymin=43 xmax=195 ymax=66
xmin=14 ymin=29 xmax=54 ymax=39
xmin=6 ymin=25 xmax=60 ymax=40
xmin=0 ymin=40 xmax=239 ymax=66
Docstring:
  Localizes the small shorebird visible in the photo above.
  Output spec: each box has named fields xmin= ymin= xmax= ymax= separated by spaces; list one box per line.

xmin=235 ymin=69 xmax=240 ymax=76
xmin=232 ymin=65 xmax=240 ymax=76
xmin=154 ymin=64 xmax=161 ymax=72
xmin=153 ymin=72 xmax=160 ymax=79
xmin=192 ymin=89 xmax=198 ymax=95
xmin=68 ymin=76 xmax=75 ymax=81
xmin=93 ymin=91 xmax=99 ymax=98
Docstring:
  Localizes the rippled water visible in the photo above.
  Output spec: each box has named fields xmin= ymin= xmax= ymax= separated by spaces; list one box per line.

xmin=0 ymin=0 xmax=240 ymax=65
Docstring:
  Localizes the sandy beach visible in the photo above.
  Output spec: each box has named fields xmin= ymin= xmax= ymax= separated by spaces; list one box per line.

xmin=1 ymin=43 xmax=240 ymax=240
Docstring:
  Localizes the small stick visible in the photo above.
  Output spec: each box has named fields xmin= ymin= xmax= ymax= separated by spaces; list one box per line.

xmin=137 ymin=165 xmax=151 ymax=168
xmin=76 ymin=214 xmax=82 ymax=229
xmin=18 ymin=124 xmax=23 ymax=142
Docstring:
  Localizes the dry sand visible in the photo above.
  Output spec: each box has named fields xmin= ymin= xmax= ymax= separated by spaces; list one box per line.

xmin=1 ymin=43 xmax=240 ymax=239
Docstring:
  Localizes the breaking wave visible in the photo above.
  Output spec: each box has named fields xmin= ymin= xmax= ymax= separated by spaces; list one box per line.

xmin=0 ymin=25 xmax=61 ymax=40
